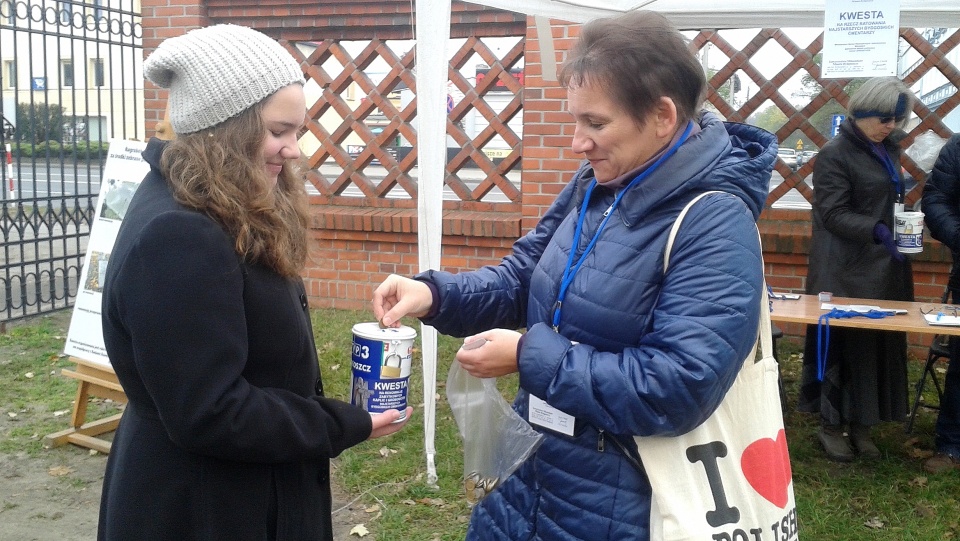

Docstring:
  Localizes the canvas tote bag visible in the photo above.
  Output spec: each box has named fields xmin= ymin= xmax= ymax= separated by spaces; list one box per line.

xmin=637 ymin=192 xmax=798 ymax=541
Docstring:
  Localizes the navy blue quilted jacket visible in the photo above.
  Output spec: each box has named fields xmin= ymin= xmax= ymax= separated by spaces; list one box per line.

xmin=419 ymin=112 xmax=776 ymax=541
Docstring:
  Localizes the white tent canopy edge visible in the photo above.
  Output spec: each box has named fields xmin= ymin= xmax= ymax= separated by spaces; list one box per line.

xmin=471 ymin=0 xmax=960 ymax=29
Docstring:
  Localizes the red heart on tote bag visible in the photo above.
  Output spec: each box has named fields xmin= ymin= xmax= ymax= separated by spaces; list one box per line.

xmin=740 ymin=429 xmax=793 ymax=508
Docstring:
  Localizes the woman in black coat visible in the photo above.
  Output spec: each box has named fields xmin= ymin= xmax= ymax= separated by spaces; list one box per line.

xmin=98 ymin=25 xmax=411 ymax=541
xmin=798 ymin=77 xmax=915 ymax=462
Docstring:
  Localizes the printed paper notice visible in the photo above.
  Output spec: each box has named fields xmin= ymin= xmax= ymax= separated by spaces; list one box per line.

xmin=63 ymin=139 xmax=149 ymax=367
xmin=822 ymin=0 xmax=900 ymax=79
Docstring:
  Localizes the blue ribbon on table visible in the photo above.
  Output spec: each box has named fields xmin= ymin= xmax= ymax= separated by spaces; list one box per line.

xmin=816 ymin=308 xmax=894 ymax=381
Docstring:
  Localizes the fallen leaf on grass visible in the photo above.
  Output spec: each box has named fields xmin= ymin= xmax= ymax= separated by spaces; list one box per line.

xmin=401 ymin=499 xmax=417 ymax=506
xmin=24 ymin=372 xmax=34 ymax=379
xmin=379 ymin=447 xmax=397 ymax=458
xmin=48 ymin=466 xmax=73 ymax=477
xmin=417 ymin=497 xmax=445 ymax=506
xmin=53 ymin=410 xmax=70 ymax=417
xmin=909 ymin=476 xmax=928 ymax=487
xmin=7 ymin=412 xmax=16 ymax=418
xmin=349 ymin=524 xmax=369 ymax=537
xmin=364 ymin=505 xmax=379 ymax=513
xmin=915 ymin=501 xmax=936 ymax=519
xmin=330 ymin=364 xmax=340 ymax=371
xmin=864 ymin=517 xmax=885 ymax=529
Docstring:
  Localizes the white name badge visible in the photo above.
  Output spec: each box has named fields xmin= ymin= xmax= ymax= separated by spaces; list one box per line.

xmin=528 ymin=394 xmax=575 ymax=436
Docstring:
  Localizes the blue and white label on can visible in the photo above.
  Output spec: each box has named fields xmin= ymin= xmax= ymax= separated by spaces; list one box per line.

xmin=894 ymin=211 xmax=924 ymax=254
xmin=351 ymin=322 xmax=416 ymax=421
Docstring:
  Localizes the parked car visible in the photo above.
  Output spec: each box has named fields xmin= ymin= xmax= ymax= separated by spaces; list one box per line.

xmin=797 ymin=150 xmax=818 ymax=167
xmin=777 ymin=147 xmax=798 ymax=170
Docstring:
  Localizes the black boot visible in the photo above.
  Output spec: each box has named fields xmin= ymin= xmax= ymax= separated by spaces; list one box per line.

xmin=849 ymin=423 xmax=880 ymax=459
xmin=818 ymin=424 xmax=854 ymax=462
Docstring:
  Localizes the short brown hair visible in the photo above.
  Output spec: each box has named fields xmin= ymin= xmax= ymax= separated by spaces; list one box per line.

xmin=559 ymin=11 xmax=705 ymax=126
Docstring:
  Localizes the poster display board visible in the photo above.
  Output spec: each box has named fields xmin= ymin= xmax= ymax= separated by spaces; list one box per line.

xmin=822 ymin=0 xmax=901 ymax=78
xmin=63 ymin=139 xmax=149 ymax=367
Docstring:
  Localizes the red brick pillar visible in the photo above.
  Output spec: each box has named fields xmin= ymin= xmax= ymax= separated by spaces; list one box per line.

xmin=140 ymin=0 xmax=211 ymax=139
xmin=519 ymin=18 xmax=582 ymax=234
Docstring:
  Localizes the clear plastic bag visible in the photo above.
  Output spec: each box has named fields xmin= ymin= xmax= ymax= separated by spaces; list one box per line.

xmin=905 ymin=130 xmax=948 ymax=173
xmin=445 ymin=360 xmax=543 ymax=505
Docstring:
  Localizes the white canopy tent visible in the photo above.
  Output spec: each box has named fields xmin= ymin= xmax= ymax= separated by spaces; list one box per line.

xmin=414 ymin=0 xmax=960 ymax=485
xmin=462 ymin=1 xmax=960 ymax=29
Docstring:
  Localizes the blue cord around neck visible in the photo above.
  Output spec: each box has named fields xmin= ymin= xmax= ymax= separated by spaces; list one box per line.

xmin=552 ymin=121 xmax=695 ymax=331
xmin=870 ymin=142 xmax=903 ymax=203
xmin=816 ymin=308 xmax=893 ymax=381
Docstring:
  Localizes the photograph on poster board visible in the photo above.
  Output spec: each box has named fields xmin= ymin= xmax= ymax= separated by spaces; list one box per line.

xmin=99 ymin=179 xmax=140 ymax=221
xmin=82 ymin=251 xmax=111 ymax=293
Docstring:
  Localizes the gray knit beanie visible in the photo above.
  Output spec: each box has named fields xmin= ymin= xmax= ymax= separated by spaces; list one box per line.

xmin=144 ymin=24 xmax=306 ymax=134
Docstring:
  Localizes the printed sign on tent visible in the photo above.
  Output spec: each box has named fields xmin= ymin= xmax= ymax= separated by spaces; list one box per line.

xmin=822 ymin=0 xmax=901 ymax=78
xmin=63 ymin=139 xmax=149 ymax=367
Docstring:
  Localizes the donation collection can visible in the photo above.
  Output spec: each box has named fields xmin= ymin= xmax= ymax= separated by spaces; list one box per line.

xmin=350 ymin=323 xmax=416 ymax=421
xmin=894 ymin=211 xmax=925 ymax=254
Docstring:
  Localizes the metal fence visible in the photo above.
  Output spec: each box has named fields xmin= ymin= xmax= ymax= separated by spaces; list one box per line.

xmin=0 ymin=0 xmax=142 ymax=324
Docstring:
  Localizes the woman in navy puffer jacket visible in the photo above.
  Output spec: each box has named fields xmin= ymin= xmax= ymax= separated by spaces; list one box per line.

xmin=373 ymin=11 xmax=776 ymax=541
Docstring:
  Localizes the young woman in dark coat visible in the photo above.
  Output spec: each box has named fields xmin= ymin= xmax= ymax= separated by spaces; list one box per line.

xmin=98 ymin=24 xmax=411 ymax=541
xmin=798 ymin=77 xmax=916 ymax=462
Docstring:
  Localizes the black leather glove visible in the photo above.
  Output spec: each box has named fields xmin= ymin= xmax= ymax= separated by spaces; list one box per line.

xmin=873 ymin=222 xmax=905 ymax=262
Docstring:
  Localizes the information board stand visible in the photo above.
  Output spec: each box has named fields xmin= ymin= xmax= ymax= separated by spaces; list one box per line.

xmin=47 ymin=140 xmax=150 ymax=454
xmin=44 ymin=357 xmax=126 ymax=454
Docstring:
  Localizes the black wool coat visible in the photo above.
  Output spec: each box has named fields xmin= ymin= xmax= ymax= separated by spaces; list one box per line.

xmin=805 ymin=119 xmax=913 ymax=301
xmin=98 ymin=138 xmax=372 ymax=541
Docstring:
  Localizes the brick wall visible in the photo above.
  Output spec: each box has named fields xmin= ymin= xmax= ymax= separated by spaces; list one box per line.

xmin=139 ymin=2 xmax=955 ymax=354
xmin=140 ymin=0 xmax=212 ymax=141
xmin=519 ymin=20 xmax=581 ymax=231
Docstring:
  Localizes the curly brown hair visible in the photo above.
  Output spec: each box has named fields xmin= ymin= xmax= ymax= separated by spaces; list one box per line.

xmin=160 ymin=103 xmax=309 ymax=278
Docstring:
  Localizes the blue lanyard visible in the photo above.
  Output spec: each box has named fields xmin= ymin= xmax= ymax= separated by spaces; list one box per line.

xmin=551 ymin=121 xmax=694 ymax=331
xmin=871 ymin=143 xmax=902 ymax=203
xmin=816 ymin=308 xmax=892 ymax=381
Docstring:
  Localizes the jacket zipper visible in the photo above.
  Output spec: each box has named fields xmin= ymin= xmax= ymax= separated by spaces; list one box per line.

xmin=598 ymin=428 xmax=644 ymax=474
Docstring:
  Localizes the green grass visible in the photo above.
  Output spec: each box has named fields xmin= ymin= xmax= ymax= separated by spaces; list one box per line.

xmin=2 ymin=309 xmax=959 ymax=539
xmin=0 ymin=313 xmax=121 ymax=456
xmin=777 ymin=341 xmax=960 ymax=541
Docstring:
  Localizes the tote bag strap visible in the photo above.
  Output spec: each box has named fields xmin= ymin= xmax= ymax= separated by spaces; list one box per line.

xmin=663 ymin=191 xmax=773 ymax=361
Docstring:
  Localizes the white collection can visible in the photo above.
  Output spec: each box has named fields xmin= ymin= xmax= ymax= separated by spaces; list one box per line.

xmin=350 ymin=323 xmax=415 ymax=421
xmin=894 ymin=211 xmax=925 ymax=254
